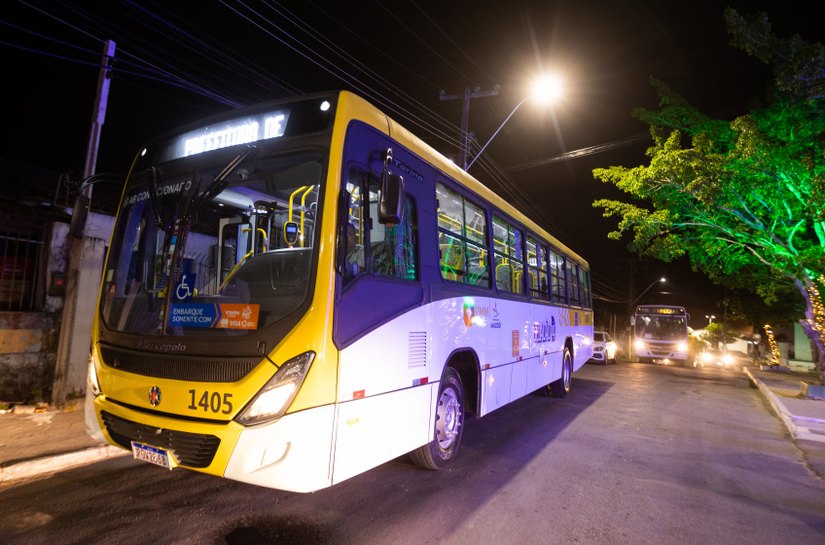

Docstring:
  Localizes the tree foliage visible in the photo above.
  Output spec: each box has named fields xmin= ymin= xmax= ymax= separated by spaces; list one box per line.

xmin=592 ymin=9 xmax=825 ymax=376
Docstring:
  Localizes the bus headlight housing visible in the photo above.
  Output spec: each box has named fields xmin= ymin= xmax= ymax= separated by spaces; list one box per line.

xmin=236 ymin=351 xmax=315 ymax=426
xmin=634 ymin=339 xmax=646 ymax=351
xmin=88 ymin=353 xmax=102 ymax=396
xmin=676 ymin=342 xmax=688 ymax=353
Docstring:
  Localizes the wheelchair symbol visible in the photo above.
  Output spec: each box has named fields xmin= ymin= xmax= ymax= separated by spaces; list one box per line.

xmin=176 ymin=274 xmax=193 ymax=300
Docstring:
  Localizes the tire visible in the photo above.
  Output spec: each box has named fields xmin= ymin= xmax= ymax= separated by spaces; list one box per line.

xmin=410 ymin=367 xmax=465 ymax=470
xmin=549 ymin=347 xmax=573 ymax=398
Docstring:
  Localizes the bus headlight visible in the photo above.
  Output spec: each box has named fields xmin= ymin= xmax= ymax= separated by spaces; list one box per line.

xmin=634 ymin=339 xmax=646 ymax=351
xmin=88 ymin=354 xmax=102 ymax=396
xmin=676 ymin=342 xmax=688 ymax=353
xmin=236 ymin=351 xmax=315 ymax=426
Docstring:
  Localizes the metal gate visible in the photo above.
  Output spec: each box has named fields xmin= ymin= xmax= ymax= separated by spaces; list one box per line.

xmin=0 ymin=227 xmax=43 ymax=311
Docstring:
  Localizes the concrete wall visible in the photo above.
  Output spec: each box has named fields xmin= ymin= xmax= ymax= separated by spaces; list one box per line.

xmin=0 ymin=214 xmax=114 ymax=404
xmin=0 ymin=312 xmax=56 ymax=402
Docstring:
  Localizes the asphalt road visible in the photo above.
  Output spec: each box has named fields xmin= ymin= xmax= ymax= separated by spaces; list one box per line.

xmin=2 ymin=363 xmax=824 ymax=545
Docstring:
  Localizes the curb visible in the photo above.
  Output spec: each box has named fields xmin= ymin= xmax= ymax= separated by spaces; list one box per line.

xmin=0 ymin=445 xmax=130 ymax=485
xmin=744 ymin=367 xmax=825 ymax=444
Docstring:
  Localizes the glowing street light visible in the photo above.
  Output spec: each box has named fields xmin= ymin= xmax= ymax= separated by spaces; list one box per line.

xmin=530 ymin=73 xmax=564 ymax=105
xmin=705 ymin=314 xmax=716 ymax=326
xmin=465 ymin=73 xmax=564 ymax=170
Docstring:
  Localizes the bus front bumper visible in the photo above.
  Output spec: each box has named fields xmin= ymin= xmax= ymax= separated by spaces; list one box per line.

xmin=88 ymin=392 xmax=336 ymax=493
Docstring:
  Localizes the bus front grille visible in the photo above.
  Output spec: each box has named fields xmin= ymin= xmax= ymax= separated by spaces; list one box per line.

xmin=101 ymin=411 xmax=221 ymax=468
xmin=99 ymin=344 xmax=261 ymax=382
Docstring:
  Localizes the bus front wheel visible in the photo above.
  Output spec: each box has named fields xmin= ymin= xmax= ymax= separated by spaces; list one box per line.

xmin=548 ymin=348 xmax=573 ymax=398
xmin=410 ymin=367 xmax=465 ymax=470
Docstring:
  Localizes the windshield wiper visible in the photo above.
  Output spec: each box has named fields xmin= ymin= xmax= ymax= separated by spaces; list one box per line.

xmin=147 ymin=166 xmax=171 ymax=232
xmin=180 ymin=144 xmax=257 ymax=225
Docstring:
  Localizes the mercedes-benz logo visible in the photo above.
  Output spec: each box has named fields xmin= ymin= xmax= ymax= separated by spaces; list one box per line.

xmin=148 ymin=386 xmax=162 ymax=407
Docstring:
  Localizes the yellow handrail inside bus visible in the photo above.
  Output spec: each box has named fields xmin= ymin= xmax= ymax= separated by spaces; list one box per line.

xmin=218 ymin=249 xmax=254 ymax=293
xmin=257 ymin=228 xmax=268 ymax=252
xmin=288 ymin=186 xmax=308 ymax=223
xmin=299 ymin=185 xmax=315 ymax=247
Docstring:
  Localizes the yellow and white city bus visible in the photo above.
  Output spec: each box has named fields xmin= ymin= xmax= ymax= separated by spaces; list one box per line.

xmin=86 ymin=91 xmax=593 ymax=492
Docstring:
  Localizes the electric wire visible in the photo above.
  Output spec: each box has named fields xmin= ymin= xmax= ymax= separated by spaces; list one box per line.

xmin=10 ymin=1 xmax=630 ymax=298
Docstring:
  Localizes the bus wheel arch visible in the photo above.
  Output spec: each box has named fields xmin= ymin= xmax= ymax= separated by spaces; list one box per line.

xmin=444 ymin=349 xmax=479 ymax=417
xmin=548 ymin=340 xmax=574 ymax=398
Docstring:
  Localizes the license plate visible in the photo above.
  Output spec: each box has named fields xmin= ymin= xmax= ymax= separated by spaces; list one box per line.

xmin=131 ymin=441 xmax=175 ymax=470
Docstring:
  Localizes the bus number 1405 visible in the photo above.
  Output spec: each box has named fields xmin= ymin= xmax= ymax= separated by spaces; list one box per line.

xmin=187 ymin=389 xmax=234 ymax=415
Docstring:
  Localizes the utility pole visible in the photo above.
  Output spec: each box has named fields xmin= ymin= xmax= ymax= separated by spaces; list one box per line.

xmin=52 ymin=40 xmax=116 ymax=407
xmin=439 ymin=86 xmax=500 ymax=169
xmin=625 ymin=259 xmax=636 ymax=361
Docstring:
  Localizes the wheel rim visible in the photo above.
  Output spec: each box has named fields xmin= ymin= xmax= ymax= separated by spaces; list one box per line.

xmin=435 ymin=385 xmax=462 ymax=450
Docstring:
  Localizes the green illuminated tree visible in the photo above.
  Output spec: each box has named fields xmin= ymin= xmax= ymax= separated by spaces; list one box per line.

xmin=593 ymin=9 xmax=825 ymax=379
xmin=705 ymin=322 xmax=737 ymax=349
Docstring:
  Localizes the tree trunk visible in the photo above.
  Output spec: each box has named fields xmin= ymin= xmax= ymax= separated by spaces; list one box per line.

xmin=796 ymin=279 xmax=825 ymax=385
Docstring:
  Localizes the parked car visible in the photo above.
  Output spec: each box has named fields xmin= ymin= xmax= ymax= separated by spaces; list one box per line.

xmin=589 ymin=330 xmax=618 ymax=364
xmin=693 ymin=349 xmax=752 ymax=371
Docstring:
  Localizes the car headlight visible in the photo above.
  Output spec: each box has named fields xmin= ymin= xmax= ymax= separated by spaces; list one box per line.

xmin=700 ymin=352 xmax=712 ymax=363
xmin=722 ymin=353 xmax=734 ymax=366
xmin=88 ymin=353 xmax=102 ymax=396
xmin=236 ymin=351 xmax=315 ymax=426
xmin=634 ymin=339 xmax=646 ymax=351
xmin=676 ymin=342 xmax=688 ymax=353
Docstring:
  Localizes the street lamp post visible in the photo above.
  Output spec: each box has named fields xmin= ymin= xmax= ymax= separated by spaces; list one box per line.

xmin=627 ymin=277 xmax=667 ymax=360
xmin=465 ymin=74 xmax=563 ymax=171
xmin=705 ymin=314 xmax=716 ymax=326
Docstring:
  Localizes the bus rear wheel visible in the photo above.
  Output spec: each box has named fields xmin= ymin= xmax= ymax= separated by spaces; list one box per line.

xmin=410 ymin=367 xmax=465 ymax=470
xmin=548 ymin=348 xmax=573 ymax=398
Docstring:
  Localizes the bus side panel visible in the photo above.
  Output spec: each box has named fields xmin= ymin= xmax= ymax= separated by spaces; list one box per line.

xmin=332 ymin=383 xmax=435 ymax=486
xmin=337 ymin=305 xmax=431 ymax=401
xmin=334 ymin=304 xmax=434 ymax=479
xmin=481 ymin=364 xmax=513 ymax=414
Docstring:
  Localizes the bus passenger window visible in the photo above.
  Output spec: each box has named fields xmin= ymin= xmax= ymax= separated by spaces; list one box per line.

xmin=436 ymin=183 xmax=488 ymax=287
xmin=527 ymin=236 xmax=550 ymax=301
xmin=369 ymin=179 xmax=417 ymax=281
xmin=549 ymin=250 xmax=565 ymax=303
xmin=342 ymin=168 xmax=418 ymax=283
xmin=493 ymin=216 xmax=524 ymax=295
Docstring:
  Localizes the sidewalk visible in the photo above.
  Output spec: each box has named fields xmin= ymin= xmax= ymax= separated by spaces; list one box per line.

xmin=1 ymin=364 xmax=824 ymax=486
xmin=743 ymin=362 xmax=825 ymax=443
xmin=0 ymin=400 xmax=128 ymax=485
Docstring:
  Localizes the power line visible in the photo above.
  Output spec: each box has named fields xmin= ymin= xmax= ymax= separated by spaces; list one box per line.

xmin=505 ymin=133 xmax=650 ymax=172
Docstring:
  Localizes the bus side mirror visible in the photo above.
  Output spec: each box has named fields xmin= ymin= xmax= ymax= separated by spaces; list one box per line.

xmin=69 ymin=172 xmax=122 ymax=238
xmin=629 ymin=316 xmax=635 ymax=326
xmin=379 ymin=172 xmax=404 ymax=224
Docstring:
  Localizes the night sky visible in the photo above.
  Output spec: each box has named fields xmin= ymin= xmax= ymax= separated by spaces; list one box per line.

xmin=3 ymin=0 xmax=822 ymax=328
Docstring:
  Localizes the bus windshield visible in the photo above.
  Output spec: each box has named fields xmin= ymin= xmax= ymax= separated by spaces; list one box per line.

xmin=635 ymin=314 xmax=687 ymax=341
xmin=100 ymin=149 xmax=324 ymax=337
